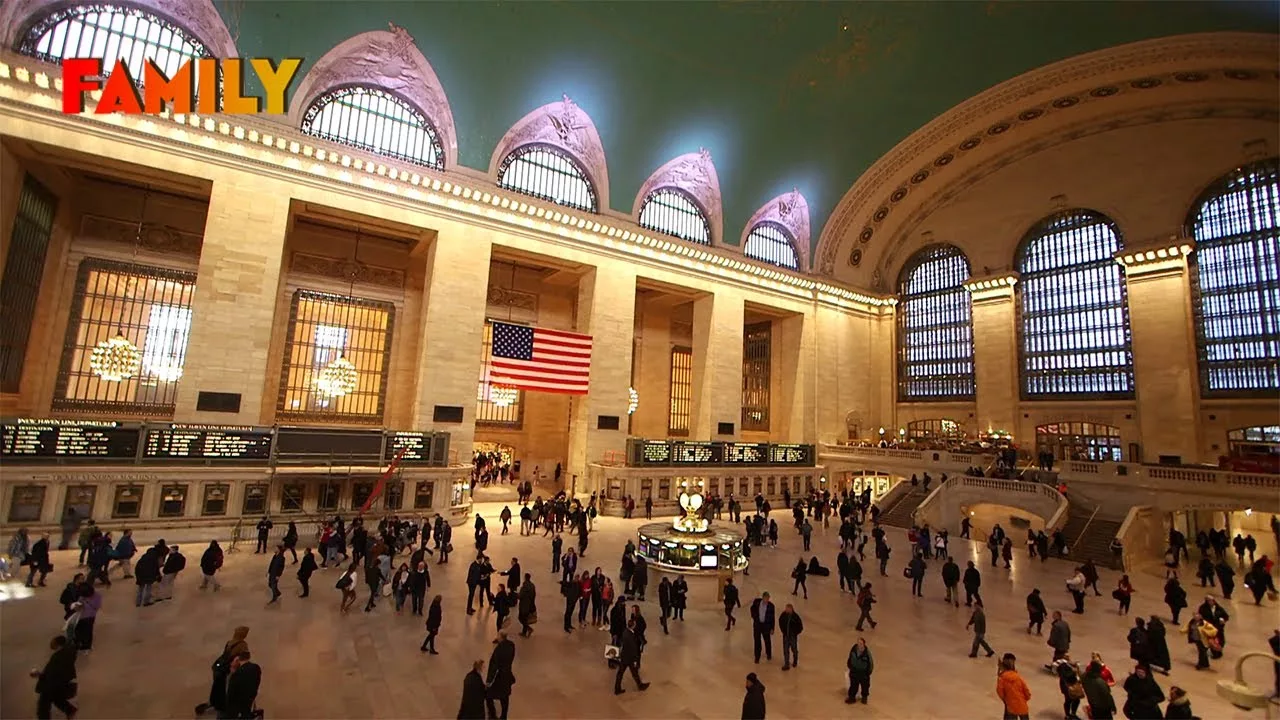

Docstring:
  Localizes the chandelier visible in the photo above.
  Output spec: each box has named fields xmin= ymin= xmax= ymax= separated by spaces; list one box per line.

xmin=90 ymin=332 xmax=142 ymax=382
xmin=314 ymin=354 xmax=358 ymax=397
xmin=491 ymin=385 xmax=518 ymax=407
xmin=628 ymin=387 xmax=639 ymax=415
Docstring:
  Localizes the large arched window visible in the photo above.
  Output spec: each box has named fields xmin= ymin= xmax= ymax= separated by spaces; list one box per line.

xmin=301 ymin=86 xmax=444 ymax=170
xmin=743 ymin=222 xmax=798 ymax=269
xmin=896 ymin=245 xmax=974 ymax=401
xmin=1017 ymin=210 xmax=1133 ymax=399
xmin=497 ymin=145 xmax=597 ymax=213
xmin=18 ymin=4 xmax=209 ymax=81
xmin=639 ymin=188 xmax=711 ymax=244
xmin=1188 ymin=158 xmax=1280 ymax=396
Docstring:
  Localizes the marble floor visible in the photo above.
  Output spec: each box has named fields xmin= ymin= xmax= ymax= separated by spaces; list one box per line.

xmin=2 ymin=502 xmax=1277 ymax=719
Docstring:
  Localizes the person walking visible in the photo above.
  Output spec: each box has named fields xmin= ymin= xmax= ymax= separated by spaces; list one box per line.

xmin=845 ymin=637 xmax=873 ymax=705
xmin=517 ymin=574 xmax=537 ymax=638
xmin=1047 ymin=611 xmax=1072 ymax=667
xmin=486 ymin=632 xmax=516 ymax=719
xmin=790 ymin=559 xmax=808 ymax=599
xmin=199 ymin=540 xmax=223 ymax=591
xmin=297 ymin=548 xmax=317 ymax=598
xmin=941 ymin=556 xmax=960 ymax=607
xmin=778 ymin=603 xmax=803 ymax=671
xmin=750 ymin=592 xmax=776 ymax=663
xmin=967 ymin=599 xmax=996 ymax=658
xmin=1121 ymin=664 xmax=1164 ymax=719
xmin=25 ymin=532 xmax=53 ymax=588
xmin=963 ymin=561 xmax=982 ymax=607
xmin=1164 ymin=577 xmax=1188 ymax=624
xmin=266 ymin=545 xmax=285 ymax=605
xmin=420 ymin=595 xmax=443 ymax=654
xmin=223 ymin=652 xmax=261 ymax=720
xmin=457 ymin=660 xmax=487 ymax=720
xmin=72 ymin=583 xmax=101 ymax=651
xmin=671 ymin=576 xmax=689 ymax=620
xmin=658 ymin=577 xmax=673 ymax=634
xmin=255 ymin=515 xmax=273 ymax=554
xmin=1027 ymin=588 xmax=1048 ymax=635
xmin=31 ymin=635 xmax=78 ymax=720
xmin=195 ymin=626 xmax=249 ymax=716
xmin=282 ymin=521 xmax=299 ymax=564
xmin=1114 ymin=574 xmax=1135 ymax=615
xmin=156 ymin=544 xmax=185 ymax=602
xmin=996 ymin=653 xmax=1031 ymax=720
xmin=133 ymin=545 xmax=161 ymax=607
xmin=854 ymin=583 xmax=877 ymax=630
xmin=613 ymin=617 xmax=650 ymax=695
xmin=1054 ymin=656 xmax=1084 ymax=720
xmin=908 ymin=552 xmax=926 ymax=598
xmin=1082 ymin=660 xmax=1117 ymax=720
xmin=741 ymin=673 xmax=766 ymax=720
xmin=723 ymin=577 xmax=741 ymax=630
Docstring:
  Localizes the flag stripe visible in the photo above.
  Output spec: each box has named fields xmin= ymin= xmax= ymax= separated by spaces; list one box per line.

xmin=489 ymin=321 xmax=594 ymax=395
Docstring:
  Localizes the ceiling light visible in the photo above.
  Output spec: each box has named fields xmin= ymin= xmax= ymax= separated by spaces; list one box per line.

xmin=314 ymin=354 xmax=358 ymax=397
xmin=90 ymin=332 xmax=142 ymax=382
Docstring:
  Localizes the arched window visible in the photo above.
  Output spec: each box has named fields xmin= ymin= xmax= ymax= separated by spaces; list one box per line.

xmin=897 ymin=245 xmax=974 ymax=401
xmin=497 ymin=145 xmax=597 ymax=212
xmin=18 ymin=4 xmax=209 ymax=81
xmin=301 ymin=86 xmax=444 ymax=170
xmin=743 ymin=222 xmax=798 ymax=269
xmin=1188 ymin=158 xmax=1280 ymax=395
xmin=1017 ymin=210 xmax=1133 ymax=399
xmin=639 ymin=188 xmax=711 ymax=245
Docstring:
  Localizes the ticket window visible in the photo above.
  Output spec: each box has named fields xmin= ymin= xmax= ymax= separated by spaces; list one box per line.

xmin=112 ymin=485 xmax=143 ymax=519
xmin=158 ymin=485 xmax=188 ymax=518
xmin=242 ymin=484 xmax=268 ymax=516
xmin=63 ymin=486 xmax=96 ymax=521
xmin=385 ymin=482 xmax=404 ymax=511
xmin=607 ymin=479 xmax=623 ymax=501
xmin=640 ymin=479 xmax=653 ymax=500
xmin=202 ymin=485 xmax=229 ymax=516
xmin=738 ymin=479 xmax=749 ymax=497
xmin=317 ymin=483 xmax=340 ymax=512
xmin=753 ymin=478 xmax=763 ymax=497
xmin=659 ymin=479 xmax=671 ymax=500
xmin=805 ymin=476 xmax=814 ymax=493
xmin=281 ymin=484 xmax=305 ymax=513
xmin=351 ymin=482 xmax=374 ymax=511
xmin=8 ymin=485 xmax=46 ymax=523
xmin=414 ymin=482 xmax=435 ymax=510
xmin=767 ymin=477 xmax=776 ymax=496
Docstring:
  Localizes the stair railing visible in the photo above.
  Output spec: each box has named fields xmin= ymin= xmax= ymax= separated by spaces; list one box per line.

xmin=1071 ymin=504 xmax=1101 ymax=552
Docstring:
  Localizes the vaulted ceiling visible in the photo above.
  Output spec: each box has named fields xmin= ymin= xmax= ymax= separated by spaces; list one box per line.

xmin=208 ymin=2 xmax=1274 ymax=264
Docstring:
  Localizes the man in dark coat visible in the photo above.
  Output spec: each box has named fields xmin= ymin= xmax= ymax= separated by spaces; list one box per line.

xmin=779 ymin=603 xmax=803 ymax=671
xmin=962 ymin=561 xmax=982 ymax=607
xmin=749 ymin=592 xmax=776 ymax=664
xmin=458 ymin=660 xmax=487 ymax=719
xmin=33 ymin=635 xmax=78 ymax=719
xmin=486 ymin=633 xmax=516 ymax=720
xmin=224 ymin=651 xmax=261 ymax=719
xmin=25 ymin=532 xmax=53 ymax=588
xmin=297 ymin=548 xmax=318 ymax=598
xmin=134 ymin=546 xmax=162 ymax=607
xmin=267 ymin=546 xmax=285 ymax=605
xmin=941 ymin=556 xmax=961 ymax=607
xmin=658 ymin=577 xmax=673 ymax=634
xmin=613 ymin=618 xmax=650 ymax=695
xmin=741 ymin=673 xmax=766 ymax=720
xmin=632 ymin=555 xmax=649 ymax=601
xmin=255 ymin=516 xmax=273 ymax=554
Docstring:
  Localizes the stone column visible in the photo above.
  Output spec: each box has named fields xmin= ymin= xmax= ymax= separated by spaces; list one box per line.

xmin=633 ymin=296 xmax=676 ymax=439
xmin=1118 ymin=244 xmax=1200 ymax=462
xmin=774 ymin=311 xmax=814 ymax=443
xmin=567 ymin=265 xmax=636 ymax=479
xmin=691 ymin=289 xmax=744 ymax=439
xmin=412 ymin=224 xmax=493 ymax=455
xmin=965 ymin=275 xmax=1020 ymax=436
xmin=173 ymin=179 xmax=292 ymax=424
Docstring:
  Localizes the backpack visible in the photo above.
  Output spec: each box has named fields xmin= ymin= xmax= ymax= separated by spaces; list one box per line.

xmin=336 ymin=572 xmax=353 ymax=590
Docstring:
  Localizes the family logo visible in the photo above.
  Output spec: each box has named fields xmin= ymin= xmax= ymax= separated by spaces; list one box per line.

xmin=61 ymin=58 xmax=302 ymax=115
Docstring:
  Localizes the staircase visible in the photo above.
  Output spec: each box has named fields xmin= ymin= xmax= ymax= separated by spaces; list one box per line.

xmin=877 ymin=489 xmax=928 ymax=528
xmin=1060 ymin=503 xmax=1124 ymax=570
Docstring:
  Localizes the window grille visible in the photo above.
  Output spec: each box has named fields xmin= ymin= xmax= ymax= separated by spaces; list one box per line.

xmin=301 ymin=86 xmax=445 ymax=170
xmin=1188 ymin=158 xmax=1280 ymax=395
xmin=897 ymin=245 xmax=974 ymax=401
xmin=53 ymin=258 xmax=196 ymax=415
xmin=1017 ymin=211 xmax=1133 ymax=399
xmin=743 ymin=222 xmax=798 ymax=269
xmin=906 ymin=419 xmax=965 ymax=442
xmin=741 ymin=322 xmax=771 ymax=431
xmin=639 ymin=188 xmax=711 ymax=245
xmin=0 ymin=175 xmax=58 ymax=392
xmin=1035 ymin=422 xmax=1122 ymax=462
xmin=19 ymin=4 xmax=209 ymax=83
xmin=668 ymin=346 xmax=693 ymax=436
xmin=277 ymin=289 xmax=394 ymax=424
xmin=477 ymin=322 xmax=523 ymax=427
xmin=497 ymin=145 xmax=596 ymax=212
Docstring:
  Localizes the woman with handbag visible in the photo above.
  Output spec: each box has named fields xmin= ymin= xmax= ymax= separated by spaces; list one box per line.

xmin=1112 ymin=575 xmax=1134 ymax=615
xmin=336 ymin=563 xmax=359 ymax=614
xmin=195 ymin=626 xmax=249 ymax=715
xmin=1055 ymin=656 xmax=1084 ymax=720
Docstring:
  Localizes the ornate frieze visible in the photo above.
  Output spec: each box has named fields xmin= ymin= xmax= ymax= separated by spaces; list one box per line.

xmin=290 ymin=252 xmax=405 ymax=289
xmin=79 ymin=214 xmax=203 ymax=257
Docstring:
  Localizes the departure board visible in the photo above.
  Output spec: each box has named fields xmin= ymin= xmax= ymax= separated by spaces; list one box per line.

xmin=640 ymin=441 xmax=671 ymax=464
xmin=671 ymin=441 xmax=719 ymax=464
xmin=724 ymin=443 xmax=768 ymax=464
xmin=628 ymin=439 xmax=815 ymax=467
xmin=274 ymin=427 xmax=384 ymax=462
xmin=385 ymin=432 xmax=427 ymax=462
xmin=1 ymin=420 xmax=140 ymax=459
xmin=768 ymin=444 xmax=814 ymax=466
xmin=143 ymin=425 xmax=273 ymax=461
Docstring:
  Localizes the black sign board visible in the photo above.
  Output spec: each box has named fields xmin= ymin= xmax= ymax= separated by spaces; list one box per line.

xmin=143 ymin=425 xmax=273 ymax=461
xmin=768 ymin=444 xmax=814 ymax=466
xmin=671 ymin=441 xmax=721 ymax=464
xmin=724 ymin=442 xmax=768 ymax=464
xmin=628 ymin=439 xmax=815 ymax=467
xmin=1 ymin=420 xmax=140 ymax=459
xmin=385 ymin=432 xmax=427 ymax=462
xmin=274 ymin=426 xmax=384 ymax=462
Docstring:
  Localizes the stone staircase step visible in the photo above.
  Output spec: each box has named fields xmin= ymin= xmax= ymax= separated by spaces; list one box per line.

xmin=878 ymin=489 xmax=926 ymax=528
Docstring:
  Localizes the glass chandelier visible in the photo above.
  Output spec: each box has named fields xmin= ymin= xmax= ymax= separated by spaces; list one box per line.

xmin=491 ymin=385 xmax=518 ymax=407
xmin=314 ymin=354 xmax=358 ymax=397
xmin=628 ymin=386 xmax=639 ymax=415
xmin=90 ymin=332 xmax=142 ymax=382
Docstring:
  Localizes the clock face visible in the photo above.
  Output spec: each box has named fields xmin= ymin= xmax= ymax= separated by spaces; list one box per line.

xmin=679 ymin=492 xmax=703 ymax=513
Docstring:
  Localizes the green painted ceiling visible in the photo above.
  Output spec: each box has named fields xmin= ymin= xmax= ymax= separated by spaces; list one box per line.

xmin=217 ymin=1 xmax=1277 ymax=261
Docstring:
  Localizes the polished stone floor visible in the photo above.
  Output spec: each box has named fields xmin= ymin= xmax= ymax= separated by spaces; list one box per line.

xmin=2 ymin=501 xmax=1277 ymax=719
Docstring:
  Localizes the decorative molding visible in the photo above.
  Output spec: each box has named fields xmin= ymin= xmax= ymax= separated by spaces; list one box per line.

xmin=288 ymin=25 xmax=457 ymax=168
xmin=964 ymin=272 xmax=1019 ymax=303
xmin=289 ymin=252 xmax=405 ymax=289
xmin=490 ymin=95 xmax=610 ymax=210
xmin=0 ymin=0 xmax=238 ymax=61
xmin=485 ymin=286 xmax=538 ymax=314
xmin=79 ymin=214 xmax=202 ymax=257
xmin=633 ymin=149 xmax=724 ymax=247
xmin=741 ymin=188 xmax=810 ymax=269
xmin=817 ymin=32 xmax=1280 ymax=276
xmin=1114 ymin=241 xmax=1194 ymax=279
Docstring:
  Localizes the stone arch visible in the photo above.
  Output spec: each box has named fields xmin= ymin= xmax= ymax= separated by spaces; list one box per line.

xmin=288 ymin=24 xmax=458 ymax=169
xmin=815 ymin=32 xmax=1280 ymax=283
xmin=632 ymin=149 xmax=723 ymax=247
xmin=489 ymin=95 xmax=609 ymax=211
xmin=740 ymin=189 xmax=810 ymax=270
xmin=1 ymin=0 xmax=238 ymax=60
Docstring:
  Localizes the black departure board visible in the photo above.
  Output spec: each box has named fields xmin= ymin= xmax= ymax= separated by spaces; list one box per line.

xmin=672 ymin=441 xmax=719 ymax=464
xmin=143 ymin=425 xmax=273 ymax=461
xmin=1 ymin=420 xmax=140 ymax=459
xmin=769 ymin=444 xmax=814 ymax=466
xmin=628 ymin=439 xmax=815 ymax=467
xmin=274 ymin=426 xmax=384 ymax=462
xmin=724 ymin=442 xmax=768 ymax=464
xmin=385 ymin=431 xmax=426 ymax=462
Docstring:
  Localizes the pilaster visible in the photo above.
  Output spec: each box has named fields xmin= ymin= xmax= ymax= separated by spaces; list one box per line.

xmin=567 ymin=265 xmax=637 ymax=480
xmin=965 ymin=274 xmax=1020 ymax=435
xmin=691 ymin=289 xmax=744 ymax=439
xmin=774 ymin=312 xmax=814 ymax=443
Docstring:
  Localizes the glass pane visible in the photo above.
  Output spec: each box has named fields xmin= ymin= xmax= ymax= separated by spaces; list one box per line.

xmin=897 ymin=245 xmax=975 ymax=400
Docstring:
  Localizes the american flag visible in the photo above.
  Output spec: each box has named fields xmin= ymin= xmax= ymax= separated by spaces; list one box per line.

xmin=489 ymin=321 xmax=593 ymax=395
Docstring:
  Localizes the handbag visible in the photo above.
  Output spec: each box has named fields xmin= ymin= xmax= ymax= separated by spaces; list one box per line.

xmin=527 ymin=611 xmax=538 ymax=625
xmin=1067 ymin=681 xmax=1085 ymax=700
xmin=1111 ymin=589 xmax=1124 ymax=601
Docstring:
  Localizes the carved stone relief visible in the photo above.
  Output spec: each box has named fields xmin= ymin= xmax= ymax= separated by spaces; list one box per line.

xmin=633 ymin=149 xmax=723 ymax=246
xmin=1 ymin=0 xmax=238 ymax=59
xmin=79 ymin=215 xmax=203 ymax=258
xmin=491 ymin=95 xmax=610 ymax=209
xmin=485 ymin=286 xmax=538 ymax=325
xmin=288 ymin=25 xmax=458 ymax=167
xmin=290 ymin=252 xmax=405 ymax=289
xmin=741 ymin=188 xmax=811 ymax=269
